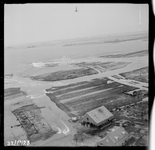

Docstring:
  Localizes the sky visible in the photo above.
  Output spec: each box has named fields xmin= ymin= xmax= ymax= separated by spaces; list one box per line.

xmin=4 ymin=4 xmax=148 ymax=47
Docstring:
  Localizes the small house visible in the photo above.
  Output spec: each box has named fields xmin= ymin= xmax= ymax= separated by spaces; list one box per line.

xmin=97 ymin=126 xmax=129 ymax=146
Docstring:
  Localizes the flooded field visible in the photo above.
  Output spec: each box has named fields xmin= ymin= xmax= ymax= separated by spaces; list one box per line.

xmin=4 ymin=32 xmax=148 ymax=146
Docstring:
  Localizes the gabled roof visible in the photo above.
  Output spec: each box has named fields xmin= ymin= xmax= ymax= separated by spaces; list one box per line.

xmin=97 ymin=136 xmax=112 ymax=146
xmin=86 ymin=105 xmax=114 ymax=124
xmin=108 ymin=126 xmax=128 ymax=143
xmin=97 ymin=126 xmax=128 ymax=146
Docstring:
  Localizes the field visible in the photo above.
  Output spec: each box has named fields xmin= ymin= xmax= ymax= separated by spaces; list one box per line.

xmin=4 ymin=87 xmax=28 ymax=100
xmin=30 ymin=68 xmax=98 ymax=81
xmin=5 ymin=87 xmax=27 ymax=97
xmin=4 ymin=89 xmax=57 ymax=145
xmin=45 ymin=77 xmax=145 ymax=117
xmin=29 ymin=61 xmax=131 ymax=81
xmin=4 ymin=31 xmax=148 ymax=146
xmin=100 ymin=50 xmax=148 ymax=58
xmin=11 ymin=104 xmax=57 ymax=143
xmin=120 ymin=67 xmax=148 ymax=83
xmin=72 ymin=61 xmax=131 ymax=73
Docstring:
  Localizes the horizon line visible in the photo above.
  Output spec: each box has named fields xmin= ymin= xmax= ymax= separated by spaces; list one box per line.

xmin=5 ymin=30 xmax=148 ymax=49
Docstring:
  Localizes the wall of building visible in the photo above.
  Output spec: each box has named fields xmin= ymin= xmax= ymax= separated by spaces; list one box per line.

xmin=97 ymin=116 xmax=114 ymax=126
xmin=82 ymin=114 xmax=114 ymax=127
xmin=97 ymin=136 xmax=115 ymax=146
xmin=97 ymin=134 xmax=129 ymax=146
xmin=82 ymin=114 xmax=97 ymax=126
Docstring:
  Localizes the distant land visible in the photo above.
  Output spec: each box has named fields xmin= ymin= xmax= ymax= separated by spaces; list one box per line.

xmin=5 ymin=30 xmax=148 ymax=50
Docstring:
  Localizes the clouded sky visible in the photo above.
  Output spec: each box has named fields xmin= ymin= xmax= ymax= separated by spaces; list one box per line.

xmin=4 ymin=4 xmax=148 ymax=46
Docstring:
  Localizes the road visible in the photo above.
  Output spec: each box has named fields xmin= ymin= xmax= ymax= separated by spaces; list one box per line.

xmin=108 ymin=74 xmax=148 ymax=91
xmin=87 ymin=60 xmax=148 ymax=91
xmin=60 ymin=115 xmax=70 ymax=135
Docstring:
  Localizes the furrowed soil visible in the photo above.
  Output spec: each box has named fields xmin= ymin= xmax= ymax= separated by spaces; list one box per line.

xmin=45 ymin=77 xmax=140 ymax=117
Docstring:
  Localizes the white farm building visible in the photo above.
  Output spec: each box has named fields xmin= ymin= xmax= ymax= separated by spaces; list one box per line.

xmin=81 ymin=105 xmax=114 ymax=127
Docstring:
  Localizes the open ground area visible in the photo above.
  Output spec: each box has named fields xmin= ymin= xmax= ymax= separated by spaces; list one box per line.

xmin=120 ymin=67 xmax=148 ymax=83
xmin=4 ymin=88 xmax=58 ymax=145
xmin=113 ymin=100 xmax=149 ymax=146
xmin=45 ymin=77 xmax=146 ymax=117
xmin=30 ymin=68 xmax=98 ymax=82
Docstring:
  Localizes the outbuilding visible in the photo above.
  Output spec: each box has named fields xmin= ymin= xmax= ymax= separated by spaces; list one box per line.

xmin=81 ymin=105 xmax=114 ymax=127
xmin=97 ymin=126 xmax=129 ymax=146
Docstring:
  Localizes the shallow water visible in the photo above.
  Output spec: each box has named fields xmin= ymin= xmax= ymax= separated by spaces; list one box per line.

xmin=4 ymin=37 xmax=148 ymax=146
xmin=4 ymin=40 xmax=148 ymax=75
xmin=4 ymin=38 xmax=148 ymax=94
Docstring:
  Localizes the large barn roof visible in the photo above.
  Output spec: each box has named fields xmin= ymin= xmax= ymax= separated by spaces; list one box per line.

xmin=86 ymin=105 xmax=114 ymax=124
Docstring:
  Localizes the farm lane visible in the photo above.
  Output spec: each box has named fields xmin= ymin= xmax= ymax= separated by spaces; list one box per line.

xmin=108 ymin=75 xmax=148 ymax=91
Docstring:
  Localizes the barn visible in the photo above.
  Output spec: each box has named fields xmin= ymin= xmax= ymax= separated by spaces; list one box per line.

xmin=81 ymin=105 xmax=114 ymax=127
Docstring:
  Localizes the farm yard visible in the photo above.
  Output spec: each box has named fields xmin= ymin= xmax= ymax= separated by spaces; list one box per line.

xmin=45 ymin=77 xmax=146 ymax=117
xmin=113 ymin=101 xmax=148 ymax=146
xmin=68 ymin=99 xmax=148 ymax=146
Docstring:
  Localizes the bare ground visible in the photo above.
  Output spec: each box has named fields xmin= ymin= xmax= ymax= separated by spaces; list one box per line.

xmin=120 ymin=67 xmax=148 ymax=83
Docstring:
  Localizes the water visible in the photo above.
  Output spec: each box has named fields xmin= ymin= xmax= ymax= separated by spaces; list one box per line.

xmin=4 ymin=36 xmax=148 ymax=146
xmin=4 ymin=40 xmax=147 ymax=76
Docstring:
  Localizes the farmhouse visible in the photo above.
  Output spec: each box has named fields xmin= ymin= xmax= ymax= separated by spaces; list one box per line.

xmin=81 ymin=105 xmax=114 ymax=127
xmin=96 ymin=126 xmax=129 ymax=146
